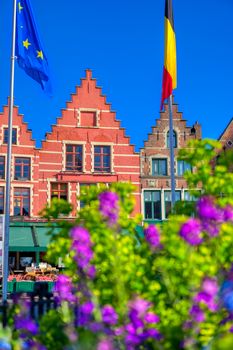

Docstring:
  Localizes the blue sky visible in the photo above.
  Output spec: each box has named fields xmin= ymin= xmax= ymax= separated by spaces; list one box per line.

xmin=0 ymin=0 xmax=233 ymax=151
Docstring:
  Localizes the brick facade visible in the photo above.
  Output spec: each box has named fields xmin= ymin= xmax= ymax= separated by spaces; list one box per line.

xmin=140 ymin=98 xmax=201 ymax=221
xmin=0 ymin=70 xmax=141 ymax=218
xmin=218 ymin=118 xmax=233 ymax=150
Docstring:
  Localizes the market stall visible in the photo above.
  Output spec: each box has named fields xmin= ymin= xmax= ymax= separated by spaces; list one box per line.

xmin=7 ymin=263 xmax=58 ymax=293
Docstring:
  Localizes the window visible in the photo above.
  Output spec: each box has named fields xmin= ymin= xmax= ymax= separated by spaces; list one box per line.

xmin=152 ymin=159 xmax=167 ymax=176
xmin=184 ymin=191 xmax=196 ymax=201
xmin=94 ymin=146 xmax=111 ymax=173
xmin=3 ymin=128 xmax=17 ymax=144
xmin=0 ymin=156 xmax=5 ymax=179
xmin=66 ymin=145 xmax=83 ymax=171
xmin=164 ymin=190 xmax=181 ymax=218
xmin=167 ymin=130 xmax=177 ymax=148
xmin=14 ymin=157 xmax=30 ymax=180
xmin=0 ymin=187 xmax=4 ymax=214
xmin=13 ymin=188 xmax=30 ymax=216
xmin=177 ymin=160 xmax=192 ymax=176
xmin=51 ymin=183 xmax=68 ymax=201
xmin=144 ymin=191 xmax=162 ymax=220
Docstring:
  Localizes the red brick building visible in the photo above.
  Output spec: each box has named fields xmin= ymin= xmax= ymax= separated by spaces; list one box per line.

xmin=140 ymin=98 xmax=201 ymax=221
xmin=218 ymin=118 xmax=233 ymax=150
xmin=0 ymin=70 xmax=141 ymax=219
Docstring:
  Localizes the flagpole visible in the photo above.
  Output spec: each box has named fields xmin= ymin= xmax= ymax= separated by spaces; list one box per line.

xmin=168 ymin=94 xmax=176 ymax=209
xmin=2 ymin=0 xmax=17 ymax=302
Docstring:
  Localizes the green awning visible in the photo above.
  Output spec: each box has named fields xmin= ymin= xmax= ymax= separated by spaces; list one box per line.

xmin=9 ymin=224 xmax=35 ymax=251
xmin=9 ymin=222 xmax=56 ymax=252
xmin=34 ymin=226 xmax=52 ymax=251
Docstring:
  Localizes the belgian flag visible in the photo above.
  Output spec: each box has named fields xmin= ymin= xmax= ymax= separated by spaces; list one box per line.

xmin=161 ymin=0 xmax=177 ymax=109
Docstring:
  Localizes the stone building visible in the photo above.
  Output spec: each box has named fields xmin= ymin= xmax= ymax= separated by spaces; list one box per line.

xmin=140 ymin=98 xmax=201 ymax=222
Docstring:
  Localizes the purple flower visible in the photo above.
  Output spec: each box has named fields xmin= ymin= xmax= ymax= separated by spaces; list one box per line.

xmin=143 ymin=328 xmax=162 ymax=340
xmin=99 ymin=191 xmax=119 ymax=225
xmin=70 ymin=226 xmax=91 ymax=244
xmin=202 ymin=278 xmax=218 ymax=297
xmin=201 ymin=221 xmax=219 ymax=237
xmin=144 ymin=225 xmax=160 ymax=248
xmin=144 ymin=312 xmax=160 ymax=324
xmin=97 ymin=338 xmax=114 ymax=350
xmin=196 ymin=196 xmax=222 ymax=221
xmin=193 ymin=278 xmax=218 ymax=314
xmin=128 ymin=298 xmax=151 ymax=317
xmin=223 ymin=205 xmax=233 ymax=222
xmin=79 ymin=301 xmax=94 ymax=326
xmin=70 ymin=226 xmax=95 ymax=276
xmin=54 ymin=274 xmax=76 ymax=303
xmin=179 ymin=218 xmax=203 ymax=245
xmin=15 ymin=317 xmax=38 ymax=335
xmin=101 ymin=305 xmax=118 ymax=326
xmin=86 ymin=265 xmax=96 ymax=279
xmin=189 ymin=305 xmax=205 ymax=323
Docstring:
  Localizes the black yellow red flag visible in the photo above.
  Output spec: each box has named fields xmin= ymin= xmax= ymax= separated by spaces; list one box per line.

xmin=161 ymin=0 xmax=177 ymax=109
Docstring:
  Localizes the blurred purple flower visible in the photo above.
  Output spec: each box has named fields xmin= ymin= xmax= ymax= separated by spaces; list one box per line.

xmin=70 ymin=226 xmax=95 ymax=277
xmin=101 ymin=305 xmax=118 ymax=326
xmin=196 ymin=196 xmax=222 ymax=221
xmin=54 ymin=274 xmax=76 ymax=303
xmin=99 ymin=191 xmax=119 ymax=225
xmin=79 ymin=301 xmax=94 ymax=326
xmin=86 ymin=265 xmax=96 ymax=279
xmin=223 ymin=205 xmax=233 ymax=222
xmin=179 ymin=218 xmax=202 ymax=245
xmin=97 ymin=338 xmax=114 ymax=350
xmin=144 ymin=225 xmax=160 ymax=248
xmin=15 ymin=317 xmax=38 ymax=336
xmin=144 ymin=312 xmax=160 ymax=324
xmin=201 ymin=221 xmax=219 ymax=237
xmin=70 ymin=226 xmax=91 ymax=244
xmin=189 ymin=305 xmax=205 ymax=323
xmin=202 ymin=278 xmax=218 ymax=296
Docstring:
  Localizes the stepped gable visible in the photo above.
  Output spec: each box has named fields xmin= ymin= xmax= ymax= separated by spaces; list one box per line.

xmin=142 ymin=97 xmax=201 ymax=150
xmin=38 ymin=69 xmax=141 ymax=217
xmin=0 ymin=99 xmax=36 ymax=150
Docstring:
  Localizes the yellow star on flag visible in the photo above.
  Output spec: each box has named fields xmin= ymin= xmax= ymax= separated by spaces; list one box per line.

xmin=23 ymin=38 xmax=31 ymax=49
xmin=37 ymin=50 xmax=44 ymax=59
xmin=18 ymin=2 xmax=23 ymax=13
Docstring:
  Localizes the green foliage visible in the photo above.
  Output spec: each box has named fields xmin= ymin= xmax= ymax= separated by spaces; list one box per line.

xmin=3 ymin=139 xmax=233 ymax=350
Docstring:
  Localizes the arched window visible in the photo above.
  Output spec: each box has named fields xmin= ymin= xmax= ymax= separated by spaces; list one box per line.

xmin=167 ymin=130 xmax=177 ymax=148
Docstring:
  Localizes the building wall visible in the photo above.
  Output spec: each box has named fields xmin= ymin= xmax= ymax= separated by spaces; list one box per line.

xmin=218 ymin=118 xmax=233 ymax=150
xmin=140 ymin=98 xmax=202 ymax=221
xmin=0 ymin=103 xmax=39 ymax=217
xmin=0 ymin=70 xmax=141 ymax=218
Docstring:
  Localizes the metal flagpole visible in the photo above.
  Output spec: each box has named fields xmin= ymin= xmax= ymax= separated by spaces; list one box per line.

xmin=2 ymin=0 xmax=17 ymax=302
xmin=168 ymin=94 xmax=176 ymax=210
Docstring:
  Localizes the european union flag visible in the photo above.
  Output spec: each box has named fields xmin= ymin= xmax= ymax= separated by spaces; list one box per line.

xmin=16 ymin=0 xmax=52 ymax=95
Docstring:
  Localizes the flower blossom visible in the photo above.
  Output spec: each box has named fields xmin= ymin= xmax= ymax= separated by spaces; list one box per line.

xmin=179 ymin=218 xmax=202 ymax=245
xmin=99 ymin=191 xmax=119 ymax=225
xmin=97 ymin=338 xmax=114 ymax=350
xmin=101 ymin=305 xmax=118 ymax=326
xmin=144 ymin=225 xmax=160 ymax=249
xmin=54 ymin=274 xmax=76 ymax=303
xmin=190 ymin=278 xmax=218 ymax=323
xmin=70 ymin=226 xmax=95 ymax=278
xmin=125 ymin=297 xmax=161 ymax=348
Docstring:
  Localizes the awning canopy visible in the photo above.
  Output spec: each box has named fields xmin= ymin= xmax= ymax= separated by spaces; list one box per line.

xmin=9 ymin=222 xmax=53 ymax=252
